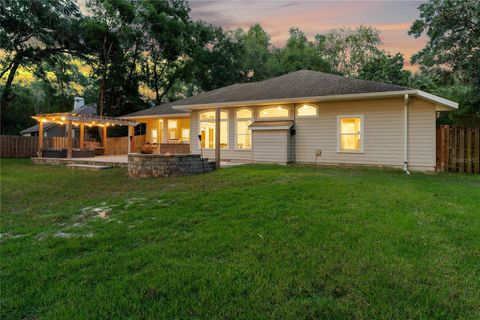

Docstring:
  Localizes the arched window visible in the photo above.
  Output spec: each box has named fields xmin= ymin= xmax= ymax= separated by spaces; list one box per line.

xmin=199 ymin=110 xmax=228 ymax=149
xmin=296 ymin=104 xmax=318 ymax=117
xmin=236 ymin=108 xmax=253 ymax=150
xmin=258 ymin=106 xmax=289 ymax=118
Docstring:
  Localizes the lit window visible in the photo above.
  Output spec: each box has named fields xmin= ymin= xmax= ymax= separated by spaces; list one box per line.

xmin=297 ymin=104 xmax=317 ymax=117
xmin=168 ymin=120 xmax=178 ymax=140
xmin=338 ymin=116 xmax=363 ymax=152
xmin=181 ymin=128 xmax=190 ymax=143
xmin=151 ymin=128 xmax=158 ymax=143
xmin=236 ymin=108 xmax=252 ymax=150
xmin=199 ymin=110 xmax=228 ymax=149
xmin=200 ymin=111 xmax=227 ymax=120
xmin=258 ymin=106 xmax=289 ymax=118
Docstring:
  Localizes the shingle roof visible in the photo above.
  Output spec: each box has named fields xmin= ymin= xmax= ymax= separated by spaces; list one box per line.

xmin=123 ymin=70 xmax=409 ymax=117
xmin=21 ymin=104 xmax=97 ymax=134
xmin=123 ymin=103 xmax=188 ymax=118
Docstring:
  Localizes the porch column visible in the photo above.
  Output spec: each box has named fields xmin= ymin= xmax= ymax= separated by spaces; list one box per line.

xmin=67 ymin=120 xmax=73 ymax=159
xmin=38 ymin=121 xmax=44 ymax=158
xmin=215 ymin=108 xmax=220 ymax=168
xmin=128 ymin=125 xmax=135 ymax=154
xmin=162 ymin=119 xmax=168 ymax=143
xmin=79 ymin=124 xmax=85 ymax=149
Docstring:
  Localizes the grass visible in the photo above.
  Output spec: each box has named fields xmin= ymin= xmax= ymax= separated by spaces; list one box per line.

xmin=1 ymin=159 xmax=480 ymax=319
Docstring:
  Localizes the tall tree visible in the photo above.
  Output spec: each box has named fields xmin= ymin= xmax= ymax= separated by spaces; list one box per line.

xmin=409 ymin=0 xmax=480 ymax=125
xmin=140 ymin=0 xmax=212 ymax=103
xmin=239 ymin=24 xmax=271 ymax=81
xmin=324 ymin=26 xmax=381 ymax=77
xmin=81 ymin=0 xmax=142 ymax=116
xmin=192 ymin=27 xmax=245 ymax=91
xmin=267 ymin=27 xmax=330 ymax=76
xmin=0 ymin=0 xmax=83 ymax=126
xmin=358 ymin=51 xmax=411 ymax=86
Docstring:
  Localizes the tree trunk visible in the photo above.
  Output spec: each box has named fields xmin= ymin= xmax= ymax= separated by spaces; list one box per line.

xmin=1 ymin=57 xmax=20 ymax=109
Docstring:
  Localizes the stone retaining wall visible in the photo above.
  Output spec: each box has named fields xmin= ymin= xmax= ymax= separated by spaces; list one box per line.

xmin=128 ymin=153 xmax=215 ymax=178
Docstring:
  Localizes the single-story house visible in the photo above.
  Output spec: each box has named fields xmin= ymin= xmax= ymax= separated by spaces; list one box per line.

xmin=123 ymin=70 xmax=458 ymax=172
xmin=21 ymin=103 xmax=96 ymax=138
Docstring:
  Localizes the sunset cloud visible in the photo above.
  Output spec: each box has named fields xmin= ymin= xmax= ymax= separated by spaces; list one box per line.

xmin=189 ymin=0 xmax=427 ymax=71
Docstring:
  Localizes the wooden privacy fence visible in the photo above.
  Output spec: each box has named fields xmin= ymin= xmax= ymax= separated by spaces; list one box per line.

xmin=437 ymin=125 xmax=480 ymax=173
xmin=105 ymin=135 xmax=145 ymax=155
xmin=0 ymin=136 xmax=38 ymax=158
xmin=44 ymin=137 xmax=79 ymax=149
xmin=1 ymin=135 xmax=146 ymax=158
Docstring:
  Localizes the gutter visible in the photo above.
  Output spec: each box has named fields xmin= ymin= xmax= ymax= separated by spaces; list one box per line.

xmin=403 ymin=93 xmax=410 ymax=175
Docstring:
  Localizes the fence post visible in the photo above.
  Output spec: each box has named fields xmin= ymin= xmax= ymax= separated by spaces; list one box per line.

xmin=466 ymin=128 xmax=472 ymax=173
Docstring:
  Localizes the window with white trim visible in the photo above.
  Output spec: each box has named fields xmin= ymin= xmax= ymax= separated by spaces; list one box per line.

xmin=181 ymin=128 xmax=190 ymax=143
xmin=236 ymin=108 xmax=252 ymax=150
xmin=258 ymin=106 xmax=289 ymax=118
xmin=151 ymin=128 xmax=158 ymax=143
xmin=168 ymin=120 xmax=178 ymax=140
xmin=199 ymin=110 xmax=228 ymax=149
xmin=296 ymin=104 xmax=318 ymax=117
xmin=338 ymin=115 xmax=363 ymax=152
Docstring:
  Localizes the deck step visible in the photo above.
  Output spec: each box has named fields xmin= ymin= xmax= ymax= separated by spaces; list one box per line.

xmin=66 ymin=164 xmax=111 ymax=171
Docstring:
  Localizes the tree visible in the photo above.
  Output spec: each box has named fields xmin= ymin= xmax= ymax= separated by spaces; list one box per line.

xmin=239 ymin=24 xmax=271 ymax=81
xmin=409 ymin=0 xmax=480 ymax=125
xmin=267 ymin=27 xmax=330 ymax=76
xmin=323 ymin=26 xmax=381 ymax=77
xmin=192 ymin=27 xmax=245 ymax=91
xmin=140 ymin=0 xmax=212 ymax=103
xmin=358 ymin=51 xmax=411 ymax=86
xmin=81 ymin=0 xmax=142 ymax=116
xmin=0 ymin=0 xmax=83 ymax=128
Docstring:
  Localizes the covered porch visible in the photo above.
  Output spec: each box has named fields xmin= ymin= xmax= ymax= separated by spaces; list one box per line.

xmin=32 ymin=113 xmax=139 ymax=159
xmin=126 ymin=115 xmax=191 ymax=155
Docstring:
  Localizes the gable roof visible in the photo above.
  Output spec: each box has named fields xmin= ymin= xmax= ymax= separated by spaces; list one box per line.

xmin=123 ymin=70 xmax=458 ymax=118
xmin=21 ymin=104 xmax=97 ymax=134
xmin=174 ymin=70 xmax=410 ymax=107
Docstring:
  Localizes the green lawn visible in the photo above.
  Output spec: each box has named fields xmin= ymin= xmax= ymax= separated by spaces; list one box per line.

xmin=1 ymin=159 xmax=479 ymax=319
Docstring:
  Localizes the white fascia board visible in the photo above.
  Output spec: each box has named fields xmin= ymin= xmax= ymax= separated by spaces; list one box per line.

xmin=415 ymin=90 xmax=459 ymax=109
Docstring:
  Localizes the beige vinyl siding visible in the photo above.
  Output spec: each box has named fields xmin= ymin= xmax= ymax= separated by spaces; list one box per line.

xmin=253 ymin=130 xmax=288 ymax=164
xmin=408 ymin=97 xmax=436 ymax=170
xmin=189 ymin=99 xmax=436 ymax=170
xmin=295 ymin=98 xmax=404 ymax=167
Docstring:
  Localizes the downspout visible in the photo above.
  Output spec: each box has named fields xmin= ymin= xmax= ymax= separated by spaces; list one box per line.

xmin=403 ymin=93 xmax=410 ymax=175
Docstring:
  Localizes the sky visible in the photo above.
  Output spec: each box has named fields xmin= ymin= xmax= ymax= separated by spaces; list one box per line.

xmin=188 ymin=0 xmax=427 ymax=71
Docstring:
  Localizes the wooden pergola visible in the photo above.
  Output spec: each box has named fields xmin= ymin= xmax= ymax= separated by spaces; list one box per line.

xmin=32 ymin=113 xmax=138 ymax=158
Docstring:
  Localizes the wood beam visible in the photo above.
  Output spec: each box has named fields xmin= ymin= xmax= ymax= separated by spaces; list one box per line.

xmin=67 ymin=120 xmax=73 ymax=159
xmin=128 ymin=126 xmax=135 ymax=154
xmin=79 ymin=124 xmax=85 ymax=149
xmin=103 ymin=126 xmax=108 ymax=150
xmin=215 ymin=108 xmax=220 ymax=168
xmin=38 ymin=121 xmax=44 ymax=158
